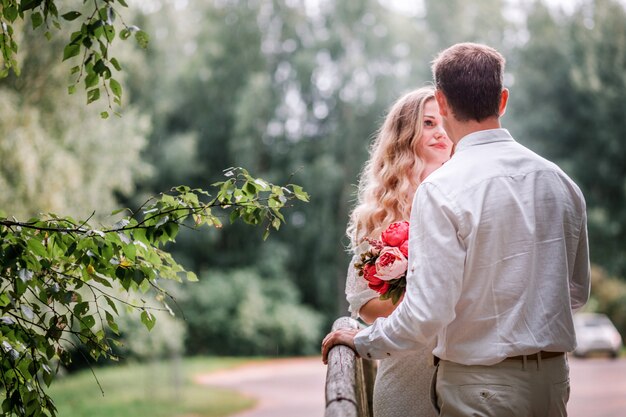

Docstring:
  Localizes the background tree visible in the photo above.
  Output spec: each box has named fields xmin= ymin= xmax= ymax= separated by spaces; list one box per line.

xmin=125 ymin=0 xmax=440 ymax=329
xmin=0 ymin=21 xmax=150 ymax=220
xmin=508 ymin=0 xmax=626 ymax=278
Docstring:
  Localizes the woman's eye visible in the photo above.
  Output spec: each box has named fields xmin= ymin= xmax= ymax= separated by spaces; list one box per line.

xmin=424 ymin=120 xmax=434 ymax=127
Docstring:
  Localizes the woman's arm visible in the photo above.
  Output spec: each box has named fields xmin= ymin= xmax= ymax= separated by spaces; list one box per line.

xmin=359 ymin=296 xmax=403 ymax=325
xmin=346 ymin=249 xmax=404 ymax=323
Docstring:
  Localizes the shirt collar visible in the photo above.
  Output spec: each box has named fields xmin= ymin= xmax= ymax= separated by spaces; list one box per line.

xmin=454 ymin=128 xmax=514 ymax=153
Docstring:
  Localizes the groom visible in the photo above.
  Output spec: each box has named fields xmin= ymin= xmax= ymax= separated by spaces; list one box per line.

xmin=322 ymin=43 xmax=590 ymax=416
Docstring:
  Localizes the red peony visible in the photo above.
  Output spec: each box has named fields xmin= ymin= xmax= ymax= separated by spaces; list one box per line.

xmin=381 ymin=221 xmax=409 ymax=247
xmin=362 ymin=263 xmax=378 ymax=281
xmin=375 ymin=247 xmax=408 ymax=281
xmin=399 ymin=240 xmax=409 ymax=257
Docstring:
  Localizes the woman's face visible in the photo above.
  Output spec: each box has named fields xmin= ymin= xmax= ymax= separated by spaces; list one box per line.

xmin=418 ymin=99 xmax=452 ymax=165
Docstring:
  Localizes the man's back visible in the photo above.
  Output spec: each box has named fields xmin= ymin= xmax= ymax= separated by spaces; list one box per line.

xmin=418 ymin=128 xmax=590 ymax=364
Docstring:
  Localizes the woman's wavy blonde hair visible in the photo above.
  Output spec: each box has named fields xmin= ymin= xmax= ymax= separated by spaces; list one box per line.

xmin=347 ymin=86 xmax=435 ymax=248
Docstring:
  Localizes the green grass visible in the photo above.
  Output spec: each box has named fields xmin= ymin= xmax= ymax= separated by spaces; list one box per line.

xmin=48 ymin=357 xmax=258 ymax=417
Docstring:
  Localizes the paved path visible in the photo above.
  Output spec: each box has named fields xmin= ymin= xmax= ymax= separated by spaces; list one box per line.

xmin=195 ymin=357 xmax=326 ymax=417
xmin=196 ymin=356 xmax=626 ymax=417
xmin=568 ymin=357 xmax=626 ymax=417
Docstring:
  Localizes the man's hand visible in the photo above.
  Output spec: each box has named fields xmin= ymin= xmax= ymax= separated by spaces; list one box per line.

xmin=321 ymin=328 xmax=360 ymax=364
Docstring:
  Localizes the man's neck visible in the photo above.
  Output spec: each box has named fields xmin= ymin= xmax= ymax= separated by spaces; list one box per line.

xmin=447 ymin=117 xmax=502 ymax=145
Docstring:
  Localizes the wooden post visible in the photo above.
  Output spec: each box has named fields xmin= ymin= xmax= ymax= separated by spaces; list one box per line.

xmin=324 ymin=317 xmax=377 ymax=417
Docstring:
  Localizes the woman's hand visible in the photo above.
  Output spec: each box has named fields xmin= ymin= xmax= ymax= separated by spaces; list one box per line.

xmin=321 ymin=328 xmax=360 ymax=364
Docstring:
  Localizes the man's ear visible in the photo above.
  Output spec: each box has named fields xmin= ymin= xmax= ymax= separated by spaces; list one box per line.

xmin=435 ymin=90 xmax=448 ymax=117
xmin=499 ymin=88 xmax=509 ymax=117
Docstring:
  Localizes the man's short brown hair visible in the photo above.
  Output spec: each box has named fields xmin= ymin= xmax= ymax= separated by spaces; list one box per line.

xmin=432 ymin=43 xmax=506 ymax=122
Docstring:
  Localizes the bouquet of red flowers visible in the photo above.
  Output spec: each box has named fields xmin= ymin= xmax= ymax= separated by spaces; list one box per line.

xmin=354 ymin=221 xmax=409 ymax=304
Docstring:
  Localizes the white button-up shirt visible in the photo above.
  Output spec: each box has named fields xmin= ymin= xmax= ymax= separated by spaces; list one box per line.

xmin=354 ymin=129 xmax=590 ymax=365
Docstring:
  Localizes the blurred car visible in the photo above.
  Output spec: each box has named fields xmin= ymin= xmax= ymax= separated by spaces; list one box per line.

xmin=573 ymin=313 xmax=623 ymax=358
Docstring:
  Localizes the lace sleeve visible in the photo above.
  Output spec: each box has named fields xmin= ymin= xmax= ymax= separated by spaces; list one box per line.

xmin=345 ymin=243 xmax=379 ymax=319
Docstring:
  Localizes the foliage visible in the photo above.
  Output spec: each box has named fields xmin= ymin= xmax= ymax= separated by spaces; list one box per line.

xmin=180 ymin=267 xmax=323 ymax=356
xmin=48 ymin=356 xmax=256 ymax=417
xmin=0 ymin=167 xmax=308 ymax=416
xmin=508 ymin=0 xmax=626 ymax=278
xmin=124 ymin=0 xmax=441 ymax=324
xmin=0 ymin=9 xmax=152 ymax=221
xmin=584 ymin=266 xmax=626 ymax=340
xmin=0 ymin=0 xmax=148 ymax=117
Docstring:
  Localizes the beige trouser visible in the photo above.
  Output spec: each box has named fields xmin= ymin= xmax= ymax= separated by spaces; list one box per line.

xmin=431 ymin=354 xmax=570 ymax=417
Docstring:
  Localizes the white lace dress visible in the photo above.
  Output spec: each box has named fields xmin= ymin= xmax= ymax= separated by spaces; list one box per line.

xmin=345 ymin=249 xmax=437 ymax=417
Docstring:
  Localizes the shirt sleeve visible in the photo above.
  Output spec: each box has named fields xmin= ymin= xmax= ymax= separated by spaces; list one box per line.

xmin=345 ymin=252 xmax=379 ymax=319
xmin=354 ymin=183 xmax=467 ymax=359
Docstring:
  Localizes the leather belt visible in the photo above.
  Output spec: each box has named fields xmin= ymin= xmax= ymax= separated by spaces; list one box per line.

xmin=505 ymin=351 xmax=565 ymax=361
xmin=433 ymin=351 xmax=565 ymax=366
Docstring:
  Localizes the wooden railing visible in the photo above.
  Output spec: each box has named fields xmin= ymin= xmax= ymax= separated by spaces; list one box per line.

xmin=324 ymin=317 xmax=377 ymax=417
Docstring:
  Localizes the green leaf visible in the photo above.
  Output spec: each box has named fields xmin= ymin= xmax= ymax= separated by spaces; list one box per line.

xmin=85 ymin=71 xmax=98 ymax=88
xmin=272 ymin=216 xmax=281 ymax=230
xmin=87 ymin=88 xmax=100 ymax=104
xmin=104 ymin=296 xmax=119 ymax=315
xmin=82 ymin=315 xmax=95 ymax=329
xmin=104 ymin=24 xmax=115 ymax=42
xmin=243 ymin=181 xmax=258 ymax=196
xmin=122 ymin=243 xmax=136 ymax=261
xmin=117 ymin=0 xmax=129 ymax=7
xmin=42 ymin=364 xmax=53 ymax=387
xmin=45 ymin=0 xmax=59 ymax=17
xmin=100 ymin=111 xmax=109 ymax=119
xmin=134 ymin=30 xmax=150 ymax=49
xmin=3 ymin=6 xmax=18 ymax=22
xmin=62 ymin=44 xmax=80 ymax=61
xmin=109 ymin=78 xmax=122 ymax=99
xmin=26 ymin=238 xmax=47 ymax=257
xmin=93 ymin=59 xmax=109 ymax=76
xmin=70 ymin=30 xmax=83 ymax=43
xmin=290 ymin=184 xmax=310 ymax=202
xmin=229 ymin=209 xmax=239 ymax=224
xmin=67 ymin=84 xmax=77 ymax=95
xmin=61 ymin=11 xmax=81 ymax=21
xmin=140 ymin=310 xmax=156 ymax=331
xmin=110 ymin=57 xmax=122 ymax=71
xmin=31 ymin=12 xmax=43 ymax=29
xmin=20 ymin=0 xmax=43 ymax=12
xmin=163 ymin=222 xmax=179 ymax=241
xmin=186 ymin=271 xmax=198 ymax=282
xmin=105 ymin=311 xmax=119 ymax=335
xmin=119 ymin=28 xmax=131 ymax=40
xmin=65 ymin=241 xmax=77 ymax=256
xmin=73 ymin=302 xmax=89 ymax=316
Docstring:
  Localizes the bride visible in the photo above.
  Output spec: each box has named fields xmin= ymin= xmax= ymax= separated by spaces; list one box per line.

xmin=345 ymin=86 xmax=452 ymax=417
